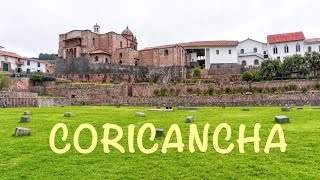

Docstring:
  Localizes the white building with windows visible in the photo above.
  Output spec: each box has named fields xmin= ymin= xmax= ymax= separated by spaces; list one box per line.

xmin=266 ymin=32 xmax=320 ymax=61
xmin=0 ymin=50 xmax=48 ymax=73
xmin=237 ymin=38 xmax=267 ymax=68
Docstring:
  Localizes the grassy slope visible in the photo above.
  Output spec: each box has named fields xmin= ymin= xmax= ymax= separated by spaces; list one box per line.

xmin=0 ymin=106 xmax=319 ymax=179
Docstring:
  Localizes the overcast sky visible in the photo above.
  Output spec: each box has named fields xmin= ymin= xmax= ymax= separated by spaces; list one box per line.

xmin=1 ymin=0 xmax=320 ymax=57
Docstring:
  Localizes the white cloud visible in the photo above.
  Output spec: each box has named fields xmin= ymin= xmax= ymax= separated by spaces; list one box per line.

xmin=0 ymin=0 xmax=319 ymax=57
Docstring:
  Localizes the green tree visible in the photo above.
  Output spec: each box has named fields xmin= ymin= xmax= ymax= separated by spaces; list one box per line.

xmin=305 ymin=52 xmax=320 ymax=79
xmin=242 ymin=71 xmax=253 ymax=82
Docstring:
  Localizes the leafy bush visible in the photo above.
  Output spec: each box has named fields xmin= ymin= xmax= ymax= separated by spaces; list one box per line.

xmin=30 ymin=72 xmax=55 ymax=85
xmin=0 ymin=77 xmax=10 ymax=90
xmin=302 ymin=87 xmax=308 ymax=93
xmin=252 ymin=71 xmax=262 ymax=82
xmin=271 ymin=86 xmax=277 ymax=93
xmin=153 ymin=89 xmax=159 ymax=96
xmin=288 ymin=84 xmax=298 ymax=91
xmin=225 ymin=87 xmax=231 ymax=94
xmin=207 ymin=88 xmax=214 ymax=95
xmin=242 ymin=71 xmax=253 ymax=82
xmin=316 ymin=83 xmax=320 ymax=90
xmin=187 ymin=88 xmax=193 ymax=94
xmin=193 ymin=66 xmax=201 ymax=78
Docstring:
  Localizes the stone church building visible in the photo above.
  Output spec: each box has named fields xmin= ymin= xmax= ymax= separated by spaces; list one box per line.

xmin=58 ymin=24 xmax=139 ymax=66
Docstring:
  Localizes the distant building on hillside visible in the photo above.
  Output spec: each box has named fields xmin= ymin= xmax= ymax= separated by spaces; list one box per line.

xmin=0 ymin=50 xmax=48 ymax=73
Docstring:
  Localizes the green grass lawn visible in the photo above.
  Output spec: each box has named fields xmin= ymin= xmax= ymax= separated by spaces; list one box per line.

xmin=0 ymin=106 xmax=320 ymax=179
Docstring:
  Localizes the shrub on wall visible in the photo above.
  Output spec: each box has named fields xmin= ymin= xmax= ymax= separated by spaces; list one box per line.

xmin=288 ymin=84 xmax=298 ymax=91
xmin=0 ymin=77 xmax=10 ymax=91
xmin=242 ymin=71 xmax=253 ymax=82
xmin=30 ymin=72 xmax=55 ymax=85
xmin=316 ymin=83 xmax=320 ymax=90
xmin=207 ymin=87 xmax=214 ymax=95
xmin=193 ymin=66 xmax=201 ymax=78
xmin=187 ymin=88 xmax=193 ymax=94
xmin=271 ymin=86 xmax=277 ymax=93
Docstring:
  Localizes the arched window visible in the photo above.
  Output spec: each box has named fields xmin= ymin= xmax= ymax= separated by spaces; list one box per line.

xmin=135 ymin=60 xmax=138 ymax=66
xmin=253 ymin=48 xmax=257 ymax=53
xmin=164 ymin=49 xmax=169 ymax=56
xmin=119 ymin=53 xmax=123 ymax=59
xmin=119 ymin=60 xmax=123 ymax=65
xmin=93 ymin=38 xmax=95 ymax=47
xmin=319 ymin=45 xmax=320 ymax=52
xmin=254 ymin=59 xmax=259 ymax=65
xmin=273 ymin=46 xmax=278 ymax=54
xmin=105 ymin=58 xmax=108 ymax=63
xmin=242 ymin=60 xmax=247 ymax=66
xmin=296 ymin=44 xmax=301 ymax=52
xmin=284 ymin=45 xmax=289 ymax=53
xmin=240 ymin=49 xmax=244 ymax=54
xmin=120 ymin=41 xmax=123 ymax=48
xmin=95 ymin=56 xmax=99 ymax=62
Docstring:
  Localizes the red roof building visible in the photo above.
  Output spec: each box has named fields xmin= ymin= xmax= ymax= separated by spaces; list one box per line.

xmin=304 ymin=38 xmax=320 ymax=44
xmin=267 ymin=32 xmax=305 ymax=44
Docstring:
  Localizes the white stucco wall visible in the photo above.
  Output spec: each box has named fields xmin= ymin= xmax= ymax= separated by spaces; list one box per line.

xmin=23 ymin=60 xmax=47 ymax=73
xmin=237 ymin=39 xmax=267 ymax=55
xmin=304 ymin=43 xmax=320 ymax=53
xmin=0 ymin=55 xmax=18 ymax=71
xmin=208 ymin=47 xmax=238 ymax=65
xmin=267 ymin=40 xmax=305 ymax=61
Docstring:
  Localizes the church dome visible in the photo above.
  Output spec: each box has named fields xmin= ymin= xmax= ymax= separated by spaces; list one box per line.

xmin=121 ymin=26 xmax=134 ymax=36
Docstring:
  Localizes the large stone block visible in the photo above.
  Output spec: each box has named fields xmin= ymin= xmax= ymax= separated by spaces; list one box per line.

xmin=275 ymin=116 xmax=290 ymax=123
xmin=20 ymin=116 xmax=30 ymax=123
xmin=136 ymin=112 xmax=146 ymax=117
xmin=186 ymin=116 xmax=194 ymax=123
xmin=13 ymin=127 xmax=31 ymax=136
xmin=281 ymin=107 xmax=291 ymax=112
xmin=23 ymin=111 xmax=32 ymax=115
xmin=64 ymin=112 xmax=73 ymax=117
xmin=155 ymin=128 xmax=164 ymax=137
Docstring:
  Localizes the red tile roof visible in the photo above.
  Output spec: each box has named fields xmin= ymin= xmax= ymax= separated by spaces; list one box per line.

xmin=267 ymin=32 xmax=305 ymax=44
xmin=180 ymin=41 xmax=238 ymax=47
xmin=304 ymin=38 xmax=320 ymax=44
xmin=142 ymin=40 xmax=238 ymax=50
xmin=0 ymin=50 xmax=23 ymax=59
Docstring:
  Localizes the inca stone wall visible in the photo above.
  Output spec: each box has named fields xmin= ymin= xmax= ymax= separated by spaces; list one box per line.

xmin=54 ymin=57 xmax=188 ymax=83
xmin=41 ymin=80 xmax=320 ymax=106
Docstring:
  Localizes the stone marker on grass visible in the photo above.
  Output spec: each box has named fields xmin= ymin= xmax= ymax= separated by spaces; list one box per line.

xmin=136 ymin=112 xmax=146 ymax=117
xmin=281 ymin=107 xmax=291 ymax=112
xmin=275 ymin=116 xmax=290 ymax=123
xmin=13 ymin=127 xmax=31 ymax=136
xmin=155 ymin=128 xmax=164 ymax=137
xmin=186 ymin=116 xmax=194 ymax=123
xmin=20 ymin=116 xmax=30 ymax=123
xmin=23 ymin=111 xmax=32 ymax=115
xmin=64 ymin=112 xmax=73 ymax=117
xmin=296 ymin=107 xmax=304 ymax=110
xmin=242 ymin=108 xmax=250 ymax=111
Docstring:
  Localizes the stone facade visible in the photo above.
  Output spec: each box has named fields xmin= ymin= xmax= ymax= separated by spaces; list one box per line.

xmin=58 ymin=25 xmax=138 ymax=66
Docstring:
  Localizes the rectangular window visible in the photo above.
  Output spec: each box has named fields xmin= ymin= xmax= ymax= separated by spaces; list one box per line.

xmin=27 ymin=60 xmax=30 ymax=66
xmin=308 ymin=46 xmax=312 ymax=52
xmin=119 ymin=53 xmax=123 ymax=59
xmin=229 ymin=50 xmax=232 ymax=54
xmin=37 ymin=62 xmax=40 ymax=67
xmin=120 ymin=41 xmax=123 ymax=48
xmin=216 ymin=50 xmax=219 ymax=55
